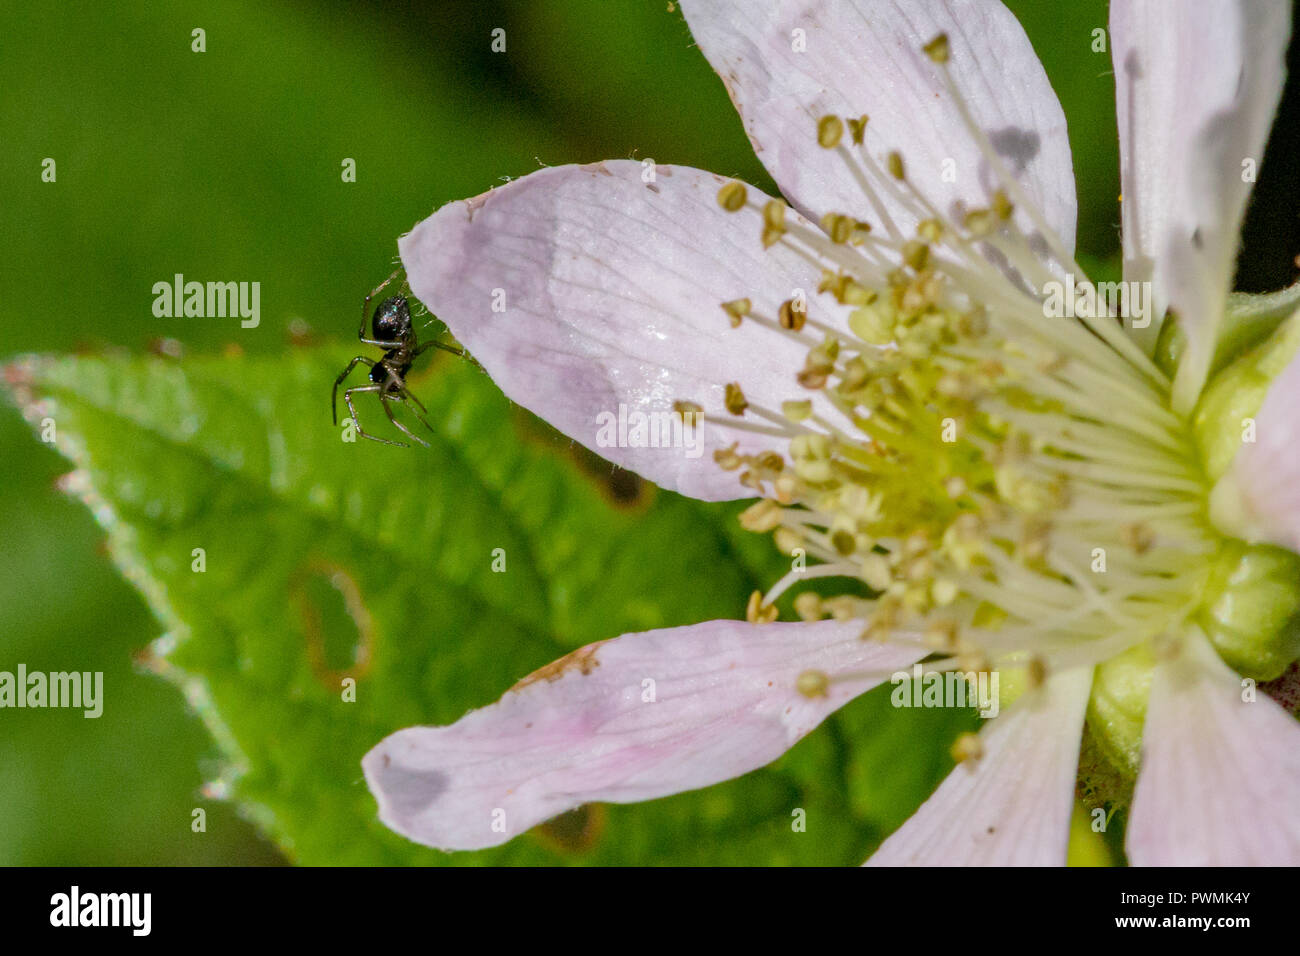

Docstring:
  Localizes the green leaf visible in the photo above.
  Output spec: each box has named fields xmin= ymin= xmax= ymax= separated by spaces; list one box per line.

xmin=6 ymin=345 xmax=967 ymax=864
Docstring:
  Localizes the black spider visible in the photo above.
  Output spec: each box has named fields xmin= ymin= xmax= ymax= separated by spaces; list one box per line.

xmin=331 ymin=269 xmax=472 ymax=448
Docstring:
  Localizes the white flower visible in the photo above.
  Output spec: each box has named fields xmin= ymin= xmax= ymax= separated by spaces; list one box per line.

xmin=364 ymin=0 xmax=1300 ymax=865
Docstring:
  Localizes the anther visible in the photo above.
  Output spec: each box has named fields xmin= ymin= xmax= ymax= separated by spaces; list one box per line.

xmin=782 ymin=399 xmax=813 ymax=422
xmin=958 ymin=308 xmax=989 ymax=338
xmin=824 ymin=596 xmax=858 ymax=621
xmin=821 ymin=271 xmax=877 ymax=308
xmin=762 ymin=199 xmax=788 ymax=248
xmin=964 ymin=209 xmax=994 ymax=237
xmin=903 ymin=240 xmax=930 ymax=271
xmin=774 ymin=526 xmax=803 ymax=554
xmin=779 ymin=298 xmax=808 ymax=331
xmin=862 ymin=596 xmax=900 ymax=639
xmin=817 ymin=115 xmax=844 ymax=149
xmin=773 ymin=473 xmax=800 ymax=504
xmin=793 ymin=592 xmax=825 ymax=621
xmin=951 ymin=731 xmax=983 ymax=765
xmin=849 ymin=304 xmax=895 ymax=345
xmin=992 ymin=189 xmax=1014 ymax=220
xmin=717 ymin=181 xmax=747 ymax=211
xmin=831 ymin=528 xmax=857 ymax=556
xmin=796 ymin=669 xmax=830 ymax=698
xmin=906 ymin=554 xmax=935 ymax=582
xmin=841 ymin=355 xmax=870 ymax=389
xmin=713 ymin=442 xmax=743 ymax=471
xmin=918 ymin=218 xmax=944 ymax=242
xmin=1019 ymin=518 xmax=1051 ymax=562
xmin=739 ymin=498 xmax=783 ymax=532
xmin=724 ymin=382 xmax=749 ymax=415
xmin=821 ymin=212 xmax=854 ymax=244
xmin=673 ymin=400 xmax=703 ymax=421
xmin=887 ymin=152 xmax=906 ymax=180
xmin=797 ymin=367 xmax=829 ymax=390
xmin=847 ymin=114 xmax=869 ymax=145
xmin=1038 ymin=351 xmax=1068 ymax=374
xmin=904 ymin=532 xmax=931 ymax=559
xmin=1123 ymin=522 xmax=1155 ymax=555
xmin=763 ymin=199 xmax=786 ymax=229
xmin=721 ymin=298 xmax=752 ymax=327
xmin=818 ymin=270 xmax=848 ymax=298
xmin=922 ymin=33 xmax=950 ymax=64
xmin=746 ymin=589 xmax=779 ymax=624
xmin=925 ymin=618 xmax=959 ymax=651
xmin=931 ymin=578 xmax=959 ymax=606
xmin=861 ymin=553 xmax=892 ymax=591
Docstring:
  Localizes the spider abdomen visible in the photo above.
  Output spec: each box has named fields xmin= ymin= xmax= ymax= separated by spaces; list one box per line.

xmin=372 ymin=296 xmax=412 ymax=341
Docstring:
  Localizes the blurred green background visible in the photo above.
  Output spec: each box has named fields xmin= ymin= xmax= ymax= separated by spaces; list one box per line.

xmin=0 ymin=0 xmax=1295 ymax=865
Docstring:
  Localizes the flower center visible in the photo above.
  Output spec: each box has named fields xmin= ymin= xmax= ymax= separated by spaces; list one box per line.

xmin=681 ymin=34 xmax=1230 ymax=714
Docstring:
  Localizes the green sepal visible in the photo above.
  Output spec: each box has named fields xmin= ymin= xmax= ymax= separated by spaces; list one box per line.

xmin=1085 ymin=644 xmax=1155 ymax=782
xmin=1152 ymin=283 xmax=1300 ymax=383
xmin=1198 ymin=540 xmax=1300 ymax=682
xmin=1194 ymin=313 xmax=1300 ymax=483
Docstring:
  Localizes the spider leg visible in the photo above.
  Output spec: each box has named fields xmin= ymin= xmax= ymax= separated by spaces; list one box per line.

xmin=413 ymin=338 xmax=482 ymax=368
xmin=381 ymin=367 xmax=431 ymax=422
xmin=394 ymin=388 xmax=437 ymax=438
xmin=381 ymin=392 xmax=431 ymax=448
xmin=399 ymin=382 xmax=429 ymax=415
xmin=412 ymin=338 xmax=465 ymax=359
xmin=359 ymin=268 xmax=404 ymax=340
xmin=332 ymin=356 xmax=375 ymax=425
xmin=345 ymin=384 xmax=407 ymax=447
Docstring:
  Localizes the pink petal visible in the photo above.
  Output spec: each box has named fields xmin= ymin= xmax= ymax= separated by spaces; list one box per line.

xmin=1212 ymin=347 xmax=1300 ymax=552
xmin=864 ymin=666 xmax=1092 ymax=866
xmin=1111 ymin=0 xmax=1289 ymax=402
xmin=1127 ymin=629 xmax=1300 ymax=865
xmin=679 ymin=0 xmax=1076 ymax=251
xmin=363 ymin=618 xmax=924 ymax=851
xmin=400 ymin=162 xmax=853 ymax=502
